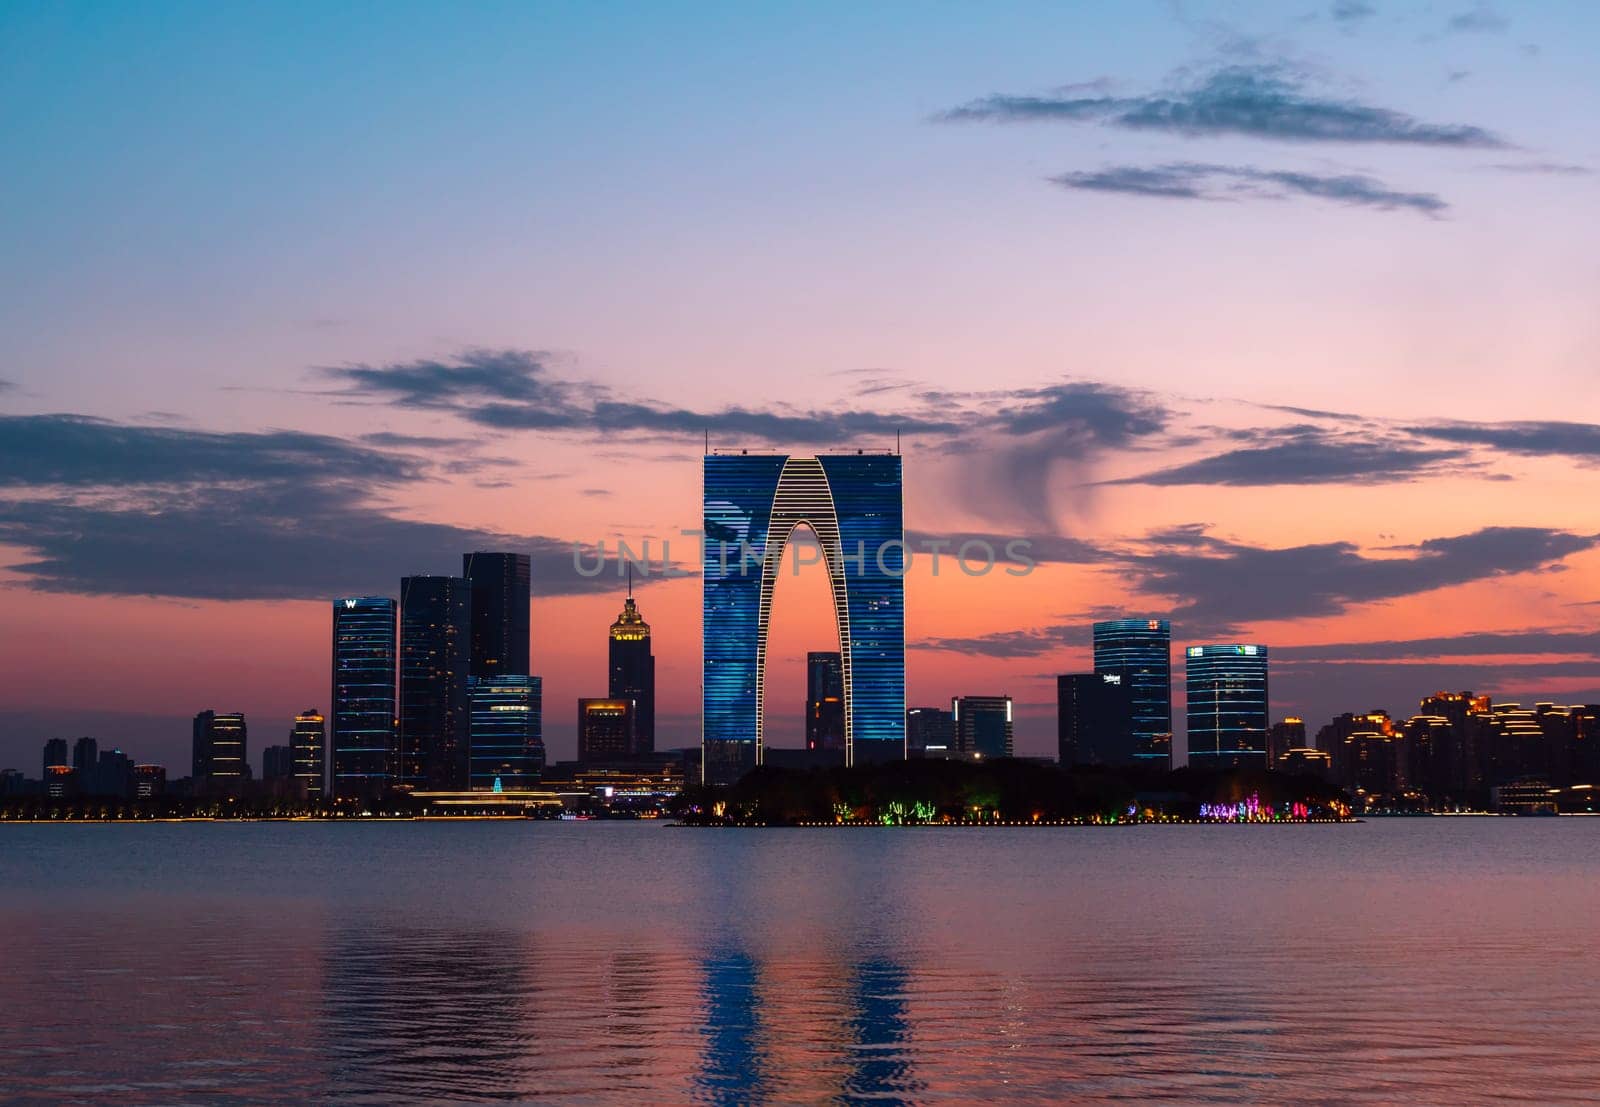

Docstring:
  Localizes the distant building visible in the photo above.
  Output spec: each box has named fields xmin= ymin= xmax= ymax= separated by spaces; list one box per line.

xmin=332 ymin=596 xmax=398 ymax=801
xmin=92 ymin=749 xmax=135 ymax=798
xmin=262 ymin=744 xmax=294 ymax=781
xmin=469 ymin=675 xmax=544 ymax=789
xmin=42 ymin=738 xmax=68 ymax=777
xmin=399 ymin=575 xmax=473 ymax=790
xmin=906 ymin=706 xmax=955 ymax=757
xmin=73 ymin=736 xmax=98 ymax=776
xmin=578 ymin=698 xmax=633 ymax=763
xmin=193 ymin=711 xmax=248 ymax=784
xmin=45 ymin=764 xmax=76 ymax=799
xmin=805 ymin=651 xmax=845 ymax=752
xmin=463 ymin=552 xmax=531 ymax=679
xmin=1277 ymin=747 xmax=1331 ymax=780
xmin=134 ymin=764 xmax=166 ymax=798
xmin=1185 ymin=644 xmax=1269 ymax=772
xmin=608 ymin=586 xmax=655 ymax=755
xmin=1093 ymin=619 xmax=1172 ymax=766
xmin=291 ymin=709 xmax=326 ymax=800
xmin=1317 ymin=710 xmax=1398 ymax=793
xmin=953 ymin=695 xmax=1013 ymax=759
xmin=1267 ymin=717 xmax=1306 ymax=767
xmin=1057 ymin=672 xmax=1134 ymax=766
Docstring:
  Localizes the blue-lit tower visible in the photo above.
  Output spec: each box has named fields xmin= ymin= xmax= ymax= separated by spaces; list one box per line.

xmin=702 ymin=452 xmax=905 ymax=784
xmin=1185 ymin=644 xmax=1269 ymax=771
xmin=468 ymin=674 xmax=544 ymax=789
xmin=1092 ymin=618 xmax=1172 ymax=766
xmin=332 ymin=596 xmax=397 ymax=800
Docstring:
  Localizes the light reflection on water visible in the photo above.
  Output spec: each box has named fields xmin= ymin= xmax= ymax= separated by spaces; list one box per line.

xmin=3 ymin=820 xmax=1599 ymax=1103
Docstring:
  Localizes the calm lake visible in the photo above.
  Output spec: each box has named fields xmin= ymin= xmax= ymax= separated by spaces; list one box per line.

xmin=3 ymin=819 xmax=1598 ymax=1103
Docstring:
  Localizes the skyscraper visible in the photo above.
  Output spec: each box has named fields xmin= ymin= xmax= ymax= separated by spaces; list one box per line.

xmin=332 ymin=597 xmax=398 ymax=801
xmin=399 ymin=575 xmax=473 ymax=790
xmin=468 ymin=675 xmax=544 ymax=789
xmin=578 ymin=698 xmax=633 ymax=763
xmin=193 ymin=712 xmax=247 ymax=784
xmin=608 ymin=583 xmax=655 ymax=755
xmin=1267 ymin=716 xmax=1306 ymax=768
xmin=72 ymin=736 xmax=97 ymax=775
xmin=42 ymin=738 xmax=68 ymax=777
xmin=262 ymin=744 xmax=294 ymax=781
xmin=1092 ymin=619 xmax=1172 ymax=766
xmin=805 ymin=651 xmax=845 ymax=751
xmin=1185 ymin=645 xmax=1270 ymax=771
xmin=291 ymin=709 xmax=326 ymax=800
xmin=703 ymin=452 xmax=905 ymax=783
xmin=953 ymin=695 xmax=1013 ymax=759
xmin=463 ymin=552 xmax=531 ymax=679
xmin=1057 ymin=672 xmax=1135 ymax=766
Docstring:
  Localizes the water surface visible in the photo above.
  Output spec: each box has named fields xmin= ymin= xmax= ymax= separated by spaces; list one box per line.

xmin=3 ymin=820 xmax=1597 ymax=1103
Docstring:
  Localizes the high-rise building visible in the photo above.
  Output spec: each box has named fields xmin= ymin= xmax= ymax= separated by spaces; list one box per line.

xmin=193 ymin=711 xmax=247 ymax=784
xmin=291 ymin=709 xmax=326 ymax=800
xmin=468 ymin=675 xmax=544 ymax=789
xmin=1093 ymin=619 xmax=1172 ymax=766
xmin=906 ymin=706 xmax=955 ymax=757
xmin=953 ymin=695 xmax=1013 ymax=759
xmin=1267 ymin=717 xmax=1306 ymax=767
xmin=92 ymin=749 xmax=135 ymax=799
xmin=578 ymin=698 xmax=633 ymax=763
xmin=463 ymin=552 xmax=531 ymax=679
xmin=262 ymin=744 xmax=294 ymax=781
xmin=702 ymin=452 xmax=905 ymax=783
xmin=399 ymin=575 xmax=473 ymax=790
xmin=1185 ymin=644 xmax=1270 ymax=771
xmin=1057 ymin=672 xmax=1135 ymax=766
xmin=332 ymin=596 xmax=398 ymax=801
xmin=134 ymin=764 xmax=166 ymax=798
xmin=72 ymin=736 xmax=97 ymax=775
xmin=42 ymin=738 xmax=68 ymax=777
xmin=805 ymin=651 xmax=845 ymax=751
xmin=608 ymin=584 xmax=655 ymax=755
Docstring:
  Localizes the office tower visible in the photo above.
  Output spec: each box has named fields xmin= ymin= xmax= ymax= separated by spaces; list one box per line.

xmin=134 ymin=764 xmax=166 ymax=798
xmin=805 ymin=651 xmax=845 ymax=751
xmin=92 ymin=749 xmax=135 ymax=799
xmin=906 ymin=706 xmax=955 ymax=757
xmin=1419 ymin=691 xmax=1492 ymax=796
xmin=1267 ymin=717 xmax=1306 ymax=768
xmin=463 ymin=552 xmax=531 ymax=679
xmin=291 ymin=709 xmax=326 ymax=800
xmin=1185 ymin=644 xmax=1270 ymax=771
xmin=469 ymin=675 xmax=544 ymax=789
xmin=1093 ymin=619 xmax=1172 ymax=766
xmin=72 ymin=736 xmax=97 ymax=775
xmin=578 ymin=698 xmax=633 ymax=763
xmin=193 ymin=711 xmax=248 ymax=783
xmin=703 ymin=453 xmax=905 ymax=783
xmin=1402 ymin=714 xmax=1453 ymax=799
xmin=1057 ymin=672 xmax=1135 ymax=766
xmin=262 ymin=744 xmax=294 ymax=781
xmin=399 ymin=575 xmax=473 ymax=790
xmin=43 ymin=737 xmax=68 ymax=777
xmin=608 ymin=583 xmax=655 ymax=755
xmin=332 ymin=596 xmax=398 ymax=801
xmin=953 ymin=695 xmax=1013 ymax=759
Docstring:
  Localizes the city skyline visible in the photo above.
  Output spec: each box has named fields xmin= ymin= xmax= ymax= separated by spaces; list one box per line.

xmin=3 ymin=1 xmax=1599 ymax=774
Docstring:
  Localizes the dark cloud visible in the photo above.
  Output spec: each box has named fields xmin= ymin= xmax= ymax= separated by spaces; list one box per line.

xmin=1483 ymin=161 xmax=1592 ymax=175
xmin=0 ymin=487 xmax=632 ymax=600
xmin=325 ymin=348 xmax=586 ymax=414
xmin=0 ymin=379 xmax=14 ymax=393
xmin=1272 ymin=628 xmax=1600 ymax=662
xmin=1447 ymin=5 xmax=1508 ymax=33
xmin=0 ymin=413 xmax=639 ymax=599
xmin=1127 ymin=526 xmax=1597 ymax=633
xmin=0 ymin=414 xmax=423 ymax=488
xmin=939 ymin=64 xmax=1505 ymax=147
xmin=1330 ymin=0 xmax=1376 ymax=24
xmin=1111 ymin=431 xmax=1470 ymax=486
xmin=1052 ymin=162 xmax=1447 ymax=215
xmin=1408 ymin=420 xmax=1600 ymax=460
xmin=913 ymin=624 xmax=1076 ymax=658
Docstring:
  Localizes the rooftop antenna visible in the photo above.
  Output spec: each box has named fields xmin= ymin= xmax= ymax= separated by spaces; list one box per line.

xmin=627 ymin=561 xmax=633 ymax=598
xmin=896 ymin=427 xmax=901 ymax=455
xmin=704 ymin=428 xmax=709 ymax=454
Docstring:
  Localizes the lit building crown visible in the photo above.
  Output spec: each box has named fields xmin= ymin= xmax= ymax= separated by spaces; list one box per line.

xmin=610 ymin=596 xmax=650 ymax=642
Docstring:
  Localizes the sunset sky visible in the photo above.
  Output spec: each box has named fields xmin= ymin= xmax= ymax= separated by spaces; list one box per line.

xmin=2 ymin=0 xmax=1598 ymax=771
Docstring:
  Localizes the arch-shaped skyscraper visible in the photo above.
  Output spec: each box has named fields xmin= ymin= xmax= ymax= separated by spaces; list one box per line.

xmin=702 ymin=453 xmax=905 ymax=784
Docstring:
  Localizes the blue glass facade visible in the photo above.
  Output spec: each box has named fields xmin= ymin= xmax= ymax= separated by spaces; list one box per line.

xmin=702 ymin=453 xmax=905 ymax=783
xmin=1185 ymin=644 xmax=1269 ymax=770
xmin=1092 ymin=618 xmax=1172 ymax=766
xmin=331 ymin=597 xmax=396 ymax=800
xmin=468 ymin=675 xmax=544 ymax=789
